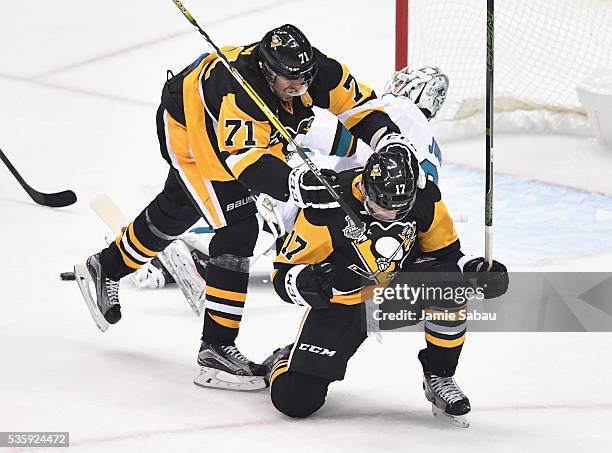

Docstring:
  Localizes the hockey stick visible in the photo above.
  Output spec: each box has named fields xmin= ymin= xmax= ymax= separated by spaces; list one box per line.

xmin=0 ymin=146 xmax=77 ymax=207
xmin=485 ymin=0 xmax=494 ymax=267
xmin=90 ymin=194 xmax=205 ymax=316
xmin=169 ymin=0 xmax=365 ymax=237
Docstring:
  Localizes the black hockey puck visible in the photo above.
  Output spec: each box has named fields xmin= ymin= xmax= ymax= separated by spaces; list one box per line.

xmin=60 ymin=271 xmax=76 ymax=281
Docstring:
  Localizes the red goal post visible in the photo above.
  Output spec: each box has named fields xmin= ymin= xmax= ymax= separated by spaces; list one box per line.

xmin=395 ymin=0 xmax=408 ymax=71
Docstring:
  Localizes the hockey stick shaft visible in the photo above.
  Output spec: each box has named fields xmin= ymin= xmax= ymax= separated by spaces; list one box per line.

xmin=169 ymin=0 xmax=365 ymax=232
xmin=484 ymin=0 xmax=494 ymax=266
xmin=0 ymin=146 xmax=77 ymax=207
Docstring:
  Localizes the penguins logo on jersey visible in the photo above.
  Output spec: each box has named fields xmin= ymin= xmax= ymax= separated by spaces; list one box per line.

xmin=348 ymin=220 xmax=417 ymax=284
xmin=271 ymin=116 xmax=315 ymax=156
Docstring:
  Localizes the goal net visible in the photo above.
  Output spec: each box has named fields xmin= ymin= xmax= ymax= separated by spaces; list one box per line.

xmin=397 ymin=0 xmax=612 ymax=139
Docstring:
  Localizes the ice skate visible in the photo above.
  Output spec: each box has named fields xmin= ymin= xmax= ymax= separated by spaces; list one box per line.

xmin=418 ymin=349 xmax=471 ymax=428
xmin=157 ymin=239 xmax=205 ymax=316
xmin=262 ymin=344 xmax=293 ymax=386
xmin=194 ymin=342 xmax=266 ymax=391
xmin=74 ymin=253 xmax=121 ymax=332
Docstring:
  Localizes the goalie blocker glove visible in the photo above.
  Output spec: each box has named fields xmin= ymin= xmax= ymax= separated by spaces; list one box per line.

xmin=288 ymin=166 xmax=340 ymax=209
xmin=284 ymin=262 xmax=335 ymax=309
xmin=459 ymin=256 xmax=509 ymax=299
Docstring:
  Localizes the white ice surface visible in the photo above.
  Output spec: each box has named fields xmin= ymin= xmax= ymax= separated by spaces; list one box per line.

xmin=1 ymin=1 xmax=611 ymax=452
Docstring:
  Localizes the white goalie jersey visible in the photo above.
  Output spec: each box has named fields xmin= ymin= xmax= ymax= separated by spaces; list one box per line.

xmin=301 ymin=93 xmax=443 ymax=185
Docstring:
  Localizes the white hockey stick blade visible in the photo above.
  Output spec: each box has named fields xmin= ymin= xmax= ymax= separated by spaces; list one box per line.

xmin=193 ymin=367 xmax=266 ymax=391
xmin=431 ymin=404 xmax=470 ymax=428
xmin=90 ymin=195 xmax=142 ymax=285
xmin=90 ymin=194 xmax=129 ymax=234
xmin=90 ymin=194 xmax=203 ymax=313
xmin=74 ymin=264 xmax=109 ymax=332
xmin=157 ymin=241 xmax=205 ymax=316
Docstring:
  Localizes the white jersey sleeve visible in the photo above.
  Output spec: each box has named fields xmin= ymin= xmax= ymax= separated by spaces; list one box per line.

xmin=380 ymin=94 xmax=443 ymax=184
xmin=300 ymin=107 xmax=358 ymax=158
xmin=303 ymin=94 xmax=443 ymax=184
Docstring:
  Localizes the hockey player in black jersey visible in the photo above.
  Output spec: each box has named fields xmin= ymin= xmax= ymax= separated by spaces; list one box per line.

xmin=265 ymin=146 xmax=509 ymax=427
xmin=74 ymin=24 xmax=419 ymax=390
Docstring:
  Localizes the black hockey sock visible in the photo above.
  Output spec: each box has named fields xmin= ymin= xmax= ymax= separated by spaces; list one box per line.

xmin=423 ymin=306 xmax=467 ymax=377
xmin=423 ymin=339 xmax=464 ymax=377
xmin=100 ymin=208 xmax=178 ymax=279
xmin=99 ymin=172 xmax=201 ymax=280
xmin=201 ymin=263 xmax=249 ymax=344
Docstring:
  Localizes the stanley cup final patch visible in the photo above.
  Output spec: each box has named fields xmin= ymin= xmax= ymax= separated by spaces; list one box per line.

xmin=343 ymin=215 xmax=365 ymax=240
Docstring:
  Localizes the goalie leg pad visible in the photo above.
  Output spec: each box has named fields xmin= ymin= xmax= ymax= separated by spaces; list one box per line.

xmin=157 ymin=240 xmax=206 ymax=316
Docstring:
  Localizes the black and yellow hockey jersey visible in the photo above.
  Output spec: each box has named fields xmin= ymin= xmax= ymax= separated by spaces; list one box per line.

xmin=160 ymin=44 xmax=400 ymax=201
xmin=272 ymin=169 xmax=463 ymax=305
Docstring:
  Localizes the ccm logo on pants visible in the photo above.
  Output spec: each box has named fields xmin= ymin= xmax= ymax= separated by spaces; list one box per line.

xmin=299 ymin=343 xmax=336 ymax=356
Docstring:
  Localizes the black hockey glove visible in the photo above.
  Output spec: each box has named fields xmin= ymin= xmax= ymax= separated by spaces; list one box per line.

xmin=461 ymin=257 xmax=509 ymax=299
xmin=285 ymin=262 xmax=335 ymax=309
xmin=288 ymin=166 xmax=340 ymax=209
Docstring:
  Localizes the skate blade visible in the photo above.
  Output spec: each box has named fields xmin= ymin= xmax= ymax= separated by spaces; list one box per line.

xmin=431 ymin=404 xmax=470 ymax=428
xmin=74 ymin=264 xmax=109 ymax=332
xmin=158 ymin=242 xmax=205 ymax=316
xmin=193 ymin=367 xmax=266 ymax=392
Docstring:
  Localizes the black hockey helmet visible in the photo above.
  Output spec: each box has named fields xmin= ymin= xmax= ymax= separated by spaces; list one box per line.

xmin=362 ymin=145 xmax=419 ymax=222
xmin=258 ymin=24 xmax=317 ymax=86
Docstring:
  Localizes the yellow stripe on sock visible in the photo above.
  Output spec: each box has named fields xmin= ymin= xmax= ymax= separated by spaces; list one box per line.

xmin=425 ymin=332 xmax=466 ymax=348
xmin=206 ymin=286 xmax=246 ymax=302
xmin=270 ymin=364 xmax=288 ymax=386
xmin=115 ymin=236 xmax=141 ymax=270
xmin=128 ymin=223 xmax=157 ymax=257
xmin=208 ymin=313 xmax=241 ymax=329
xmin=270 ymin=359 xmax=288 ymax=375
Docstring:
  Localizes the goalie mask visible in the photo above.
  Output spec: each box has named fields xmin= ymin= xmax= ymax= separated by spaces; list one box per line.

xmin=362 ymin=146 xmax=419 ymax=222
xmin=259 ymin=24 xmax=317 ymax=97
xmin=385 ymin=66 xmax=449 ymax=119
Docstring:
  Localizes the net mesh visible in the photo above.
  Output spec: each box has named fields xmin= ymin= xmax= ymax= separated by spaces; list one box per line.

xmin=406 ymin=0 xmax=612 ymax=135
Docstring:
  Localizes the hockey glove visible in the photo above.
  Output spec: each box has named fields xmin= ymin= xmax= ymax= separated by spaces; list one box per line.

xmin=288 ymin=165 xmax=341 ymax=209
xmin=460 ymin=257 xmax=509 ymax=299
xmin=285 ymin=262 xmax=335 ymax=309
xmin=374 ymin=133 xmax=426 ymax=189
xmin=132 ymin=257 xmax=174 ymax=289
